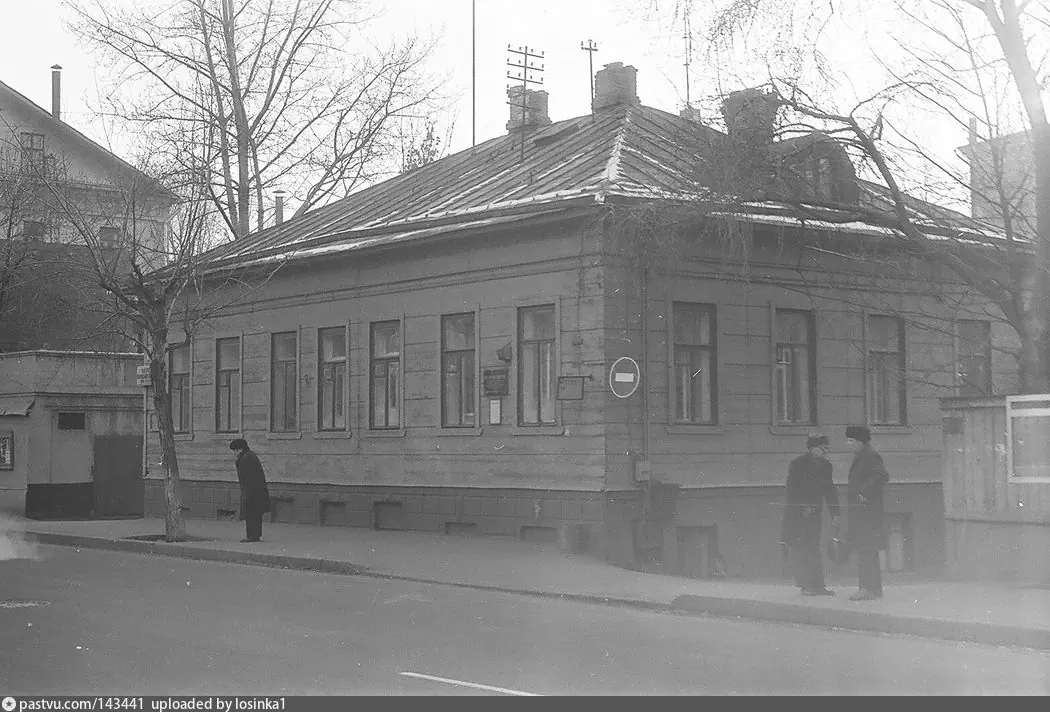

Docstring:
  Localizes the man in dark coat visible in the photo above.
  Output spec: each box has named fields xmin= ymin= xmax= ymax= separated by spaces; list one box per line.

xmin=231 ymin=438 xmax=270 ymax=543
xmin=781 ymin=433 xmax=840 ymax=596
xmin=845 ymin=425 xmax=889 ymax=601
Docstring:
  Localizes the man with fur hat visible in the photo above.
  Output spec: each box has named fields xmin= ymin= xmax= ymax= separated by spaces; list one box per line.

xmin=230 ymin=438 xmax=270 ymax=543
xmin=781 ymin=433 xmax=840 ymax=596
xmin=845 ymin=425 xmax=889 ymax=600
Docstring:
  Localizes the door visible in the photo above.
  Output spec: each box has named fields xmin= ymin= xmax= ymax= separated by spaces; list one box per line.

xmin=92 ymin=435 xmax=144 ymax=518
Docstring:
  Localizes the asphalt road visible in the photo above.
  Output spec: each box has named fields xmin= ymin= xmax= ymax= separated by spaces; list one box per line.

xmin=1 ymin=545 xmax=1049 ymax=695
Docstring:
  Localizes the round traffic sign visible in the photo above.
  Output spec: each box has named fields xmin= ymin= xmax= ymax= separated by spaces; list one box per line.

xmin=608 ymin=356 xmax=641 ymax=398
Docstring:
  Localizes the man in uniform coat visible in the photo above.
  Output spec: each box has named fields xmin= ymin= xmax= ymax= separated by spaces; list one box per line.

xmin=781 ymin=433 xmax=840 ymax=596
xmin=845 ymin=425 xmax=889 ymax=600
xmin=230 ymin=438 xmax=270 ymax=542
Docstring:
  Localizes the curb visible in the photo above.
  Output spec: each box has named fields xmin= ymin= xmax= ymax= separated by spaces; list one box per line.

xmin=669 ymin=594 xmax=1050 ymax=651
xmin=25 ymin=531 xmax=1050 ymax=651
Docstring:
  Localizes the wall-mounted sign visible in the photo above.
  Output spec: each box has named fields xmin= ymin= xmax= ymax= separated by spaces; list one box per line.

xmin=136 ymin=364 xmax=151 ymax=388
xmin=557 ymin=376 xmax=586 ymax=400
xmin=0 ymin=430 xmax=13 ymax=470
xmin=483 ymin=367 xmax=510 ymax=397
xmin=608 ymin=356 xmax=641 ymax=399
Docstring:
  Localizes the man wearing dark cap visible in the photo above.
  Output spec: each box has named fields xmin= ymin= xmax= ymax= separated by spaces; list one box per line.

xmin=230 ymin=439 xmax=270 ymax=543
xmin=781 ymin=433 xmax=840 ymax=596
xmin=845 ymin=425 xmax=889 ymax=600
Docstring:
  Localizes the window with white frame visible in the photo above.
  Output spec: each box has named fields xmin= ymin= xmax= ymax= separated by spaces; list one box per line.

xmin=1006 ymin=395 xmax=1050 ymax=481
xmin=775 ymin=309 xmax=816 ymax=424
xmin=867 ymin=315 xmax=906 ymax=425
xmin=673 ymin=302 xmax=717 ymax=424
xmin=270 ymin=332 xmax=298 ymax=432
xmin=318 ymin=327 xmax=346 ymax=431
xmin=956 ymin=320 xmax=992 ymax=397
xmin=170 ymin=344 xmax=190 ymax=433
xmin=441 ymin=313 xmax=476 ymax=427
xmin=215 ymin=337 xmax=240 ymax=432
xmin=518 ymin=305 xmax=556 ymax=425
xmin=370 ymin=321 xmax=400 ymax=429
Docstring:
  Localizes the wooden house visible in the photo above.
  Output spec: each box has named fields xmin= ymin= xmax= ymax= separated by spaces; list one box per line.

xmin=149 ymin=63 xmax=1020 ymax=578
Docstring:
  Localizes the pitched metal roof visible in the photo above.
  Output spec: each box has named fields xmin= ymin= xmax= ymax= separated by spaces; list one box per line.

xmin=198 ymin=99 xmax=1011 ymax=271
xmin=200 ymin=103 xmax=724 ymax=269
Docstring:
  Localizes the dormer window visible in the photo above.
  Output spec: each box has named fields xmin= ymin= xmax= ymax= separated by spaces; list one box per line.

xmin=19 ymin=132 xmax=45 ymax=172
xmin=805 ymin=155 xmax=837 ymax=202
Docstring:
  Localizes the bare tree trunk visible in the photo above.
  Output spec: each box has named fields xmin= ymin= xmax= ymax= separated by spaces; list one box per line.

xmin=149 ymin=338 xmax=186 ymax=542
xmin=221 ymin=0 xmax=253 ymax=239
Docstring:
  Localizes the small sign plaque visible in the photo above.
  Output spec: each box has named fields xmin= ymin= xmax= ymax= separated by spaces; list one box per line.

xmin=483 ymin=367 xmax=510 ymax=397
xmin=557 ymin=376 xmax=585 ymax=400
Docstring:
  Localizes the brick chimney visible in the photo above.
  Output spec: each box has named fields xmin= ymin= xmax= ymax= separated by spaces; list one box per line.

xmin=274 ymin=190 xmax=286 ymax=226
xmin=506 ymin=86 xmax=551 ymax=132
xmin=593 ymin=62 xmax=639 ymax=111
xmin=51 ymin=64 xmax=62 ymax=120
xmin=721 ymin=87 xmax=780 ymax=148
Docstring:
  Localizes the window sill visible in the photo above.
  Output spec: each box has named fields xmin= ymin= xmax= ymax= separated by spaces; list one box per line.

xmin=769 ymin=425 xmax=820 ymax=436
xmin=173 ymin=432 xmax=194 ymax=441
xmin=511 ymin=425 xmax=565 ymax=436
xmin=364 ymin=429 xmax=407 ymax=438
xmin=869 ymin=425 xmax=913 ymax=434
xmin=431 ymin=427 xmax=484 ymax=437
xmin=1009 ymin=478 xmax=1050 ymax=485
xmin=313 ymin=430 xmax=352 ymax=440
xmin=266 ymin=431 xmax=303 ymax=440
xmin=666 ymin=424 xmax=725 ymax=435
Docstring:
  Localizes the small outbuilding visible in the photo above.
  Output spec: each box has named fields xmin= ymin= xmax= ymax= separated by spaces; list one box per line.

xmin=0 ymin=350 xmax=145 ymax=519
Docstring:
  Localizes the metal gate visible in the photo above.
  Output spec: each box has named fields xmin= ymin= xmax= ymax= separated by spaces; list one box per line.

xmin=92 ymin=435 xmax=144 ymax=518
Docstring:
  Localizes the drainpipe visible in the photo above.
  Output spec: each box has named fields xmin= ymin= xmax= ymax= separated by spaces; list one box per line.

xmin=641 ymin=265 xmax=650 ymax=466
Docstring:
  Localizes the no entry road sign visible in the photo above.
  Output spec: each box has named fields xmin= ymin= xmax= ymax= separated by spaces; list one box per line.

xmin=608 ymin=356 xmax=641 ymax=398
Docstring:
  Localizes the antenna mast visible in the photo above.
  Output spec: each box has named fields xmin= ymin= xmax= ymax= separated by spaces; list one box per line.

xmin=683 ymin=4 xmax=693 ymax=107
xmin=507 ymin=44 xmax=545 ymax=162
xmin=580 ymin=39 xmax=598 ymax=110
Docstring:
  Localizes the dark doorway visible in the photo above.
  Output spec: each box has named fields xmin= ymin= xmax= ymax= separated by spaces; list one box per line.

xmin=92 ymin=435 xmax=144 ymax=518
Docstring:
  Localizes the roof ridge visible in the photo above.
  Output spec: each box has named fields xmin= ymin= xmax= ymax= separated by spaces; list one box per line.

xmin=598 ymin=106 xmax=631 ymax=197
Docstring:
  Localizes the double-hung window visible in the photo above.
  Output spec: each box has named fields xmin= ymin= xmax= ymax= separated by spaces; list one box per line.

xmin=271 ymin=332 xmax=298 ymax=432
xmin=170 ymin=345 xmax=190 ymax=433
xmin=215 ymin=337 xmax=240 ymax=432
xmin=518 ymin=305 xmax=556 ymax=425
xmin=956 ymin=320 xmax=992 ymax=397
xmin=775 ymin=309 xmax=816 ymax=424
xmin=370 ymin=321 xmax=401 ymax=429
xmin=318 ymin=327 xmax=347 ymax=431
xmin=867 ymin=315 xmax=906 ymax=424
xmin=19 ymin=132 xmax=44 ymax=172
xmin=673 ymin=302 xmax=717 ymax=424
xmin=441 ymin=313 xmax=476 ymax=427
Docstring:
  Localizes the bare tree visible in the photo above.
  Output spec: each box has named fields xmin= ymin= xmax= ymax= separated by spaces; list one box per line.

xmin=66 ymin=0 xmax=445 ymax=238
xmin=23 ymin=133 xmax=283 ymax=541
xmin=639 ymin=0 xmax=1050 ymax=392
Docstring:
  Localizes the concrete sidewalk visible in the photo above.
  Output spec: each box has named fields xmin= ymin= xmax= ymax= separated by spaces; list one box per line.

xmin=9 ymin=515 xmax=1050 ymax=651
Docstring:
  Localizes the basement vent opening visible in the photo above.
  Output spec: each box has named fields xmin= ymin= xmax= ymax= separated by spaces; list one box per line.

xmin=444 ymin=522 xmax=477 ymax=536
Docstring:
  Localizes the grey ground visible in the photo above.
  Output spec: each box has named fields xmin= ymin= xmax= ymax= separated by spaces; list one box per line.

xmin=2 ymin=546 xmax=1048 ymax=695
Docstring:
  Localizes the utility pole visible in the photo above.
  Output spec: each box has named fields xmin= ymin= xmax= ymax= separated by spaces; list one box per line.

xmin=472 ymin=0 xmax=476 ymax=147
xmin=506 ymin=44 xmax=544 ymax=162
xmin=580 ymin=39 xmax=598 ymax=110
xmin=683 ymin=4 xmax=693 ymax=107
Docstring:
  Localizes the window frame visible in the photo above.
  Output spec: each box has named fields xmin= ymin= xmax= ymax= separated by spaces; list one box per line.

xmin=864 ymin=313 xmax=908 ymax=426
xmin=215 ymin=336 xmax=242 ymax=433
xmin=269 ymin=330 xmax=300 ymax=433
xmin=955 ymin=319 xmax=993 ymax=397
xmin=1006 ymin=395 xmax=1050 ymax=483
xmin=772 ymin=308 xmax=818 ymax=426
xmin=670 ymin=301 xmax=718 ymax=425
xmin=19 ymin=132 xmax=45 ymax=172
xmin=317 ymin=325 xmax=349 ymax=432
xmin=169 ymin=342 xmax=191 ymax=434
xmin=369 ymin=320 xmax=403 ymax=430
xmin=440 ymin=312 xmax=479 ymax=428
xmin=516 ymin=303 xmax=559 ymax=427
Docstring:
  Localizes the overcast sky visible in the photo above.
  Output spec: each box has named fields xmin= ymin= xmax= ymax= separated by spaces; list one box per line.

xmin=1 ymin=0 xmax=704 ymax=155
